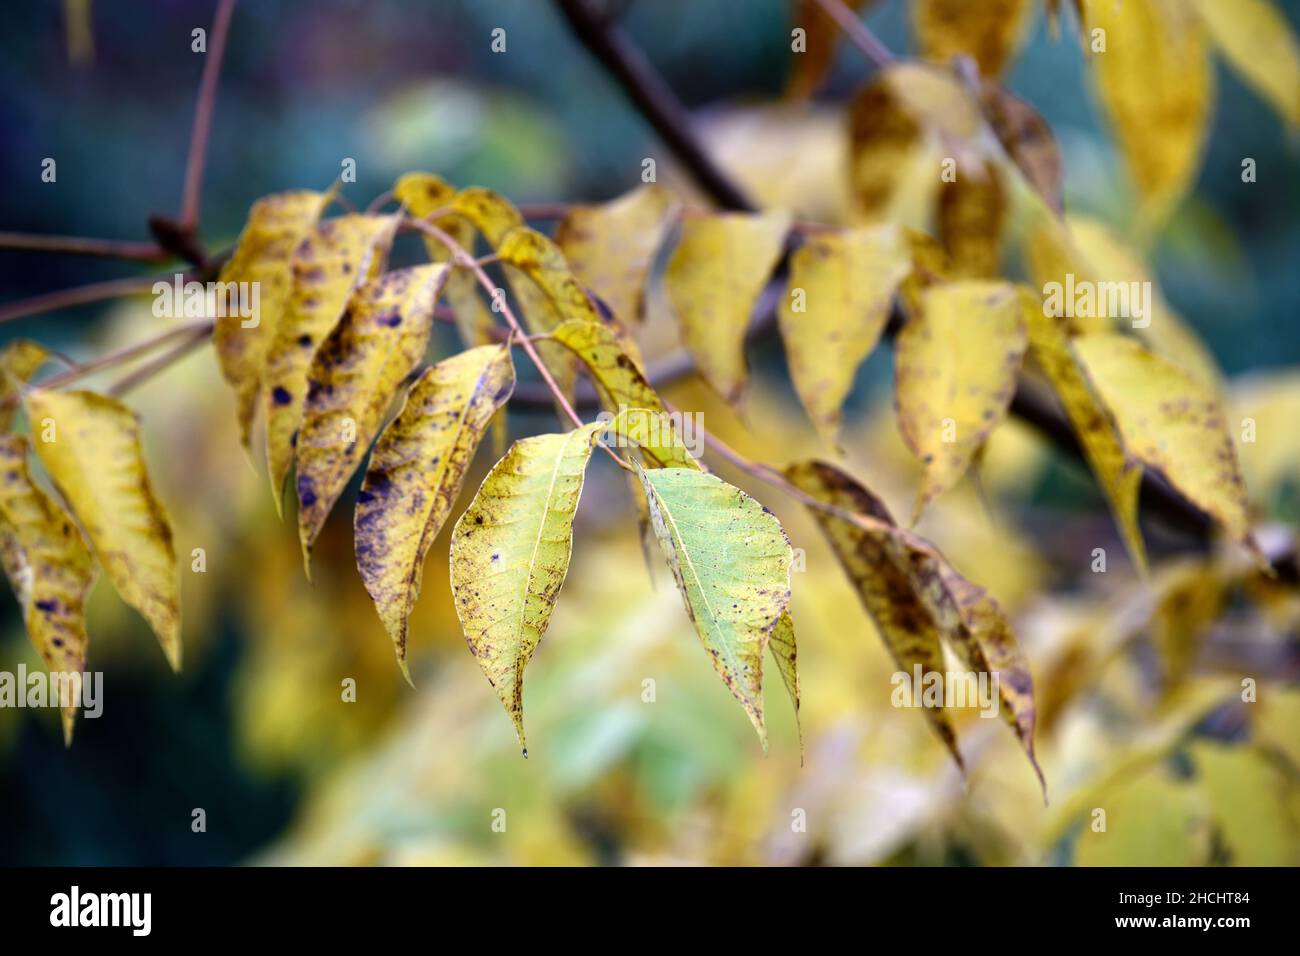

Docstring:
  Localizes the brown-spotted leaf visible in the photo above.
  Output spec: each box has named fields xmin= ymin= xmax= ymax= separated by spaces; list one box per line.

xmin=936 ymin=157 xmax=1006 ymax=278
xmin=263 ymin=213 xmax=400 ymax=509
xmin=913 ymin=0 xmax=1034 ymax=76
xmin=981 ymin=84 xmax=1064 ymax=215
xmin=555 ymin=184 xmax=677 ymax=325
xmin=296 ymin=264 xmax=450 ymax=568
xmin=24 ymin=390 xmax=180 ymax=671
xmin=0 ymin=340 xmax=50 ymax=430
xmin=451 ymin=422 xmax=606 ymax=751
xmin=1075 ymin=333 xmax=1255 ymax=553
xmin=894 ymin=279 xmax=1028 ymax=519
xmin=212 ymin=190 xmax=333 ymax=449
xmin=663 ymin=210 xmax=790 ymax=404
xmin=357 ymin=344 xmax=515 ymax=678
xmin=0 ymin=434 xmax=97 ymax=744
xmin=778 ymin=225 xmax=911 ymax=447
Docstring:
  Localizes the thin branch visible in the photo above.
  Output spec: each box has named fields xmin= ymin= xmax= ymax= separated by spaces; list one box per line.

xmin=0 ymin=276 xmax=158 ymax=326
xmin=809 ymin=0 xmax=894 ymax=69
xmin=107 ymin=323 xmax=214 ymax=397
xmin=180 ymin=0 xmax=238 ymax=230
xmin=0 ymin=232 xmax=166 ymax=262
xmin=552 ymin=0 xmax=756 ymax=211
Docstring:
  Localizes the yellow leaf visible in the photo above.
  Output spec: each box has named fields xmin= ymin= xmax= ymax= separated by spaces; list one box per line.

xmin=263 ymin=213 xmax=400 ymax=510
xmin=395 ymin=172 xmax=495 ymax=347
xmin=847 ymin=75 xmax=927 ymax=222
xmin=0 ymin=434 xmax=96 ymax=744
xmin=1023 ymin=296 xmax=1147 ymax=573
xmin=1075 ymin=333 xmax=1254 ymax=551
xmin=786 ymin=0 xmax=876 ymax=98
xmin=913 ymin=0 xmax=1034 ymax=76
xmin=357 ymin=344 xmax=515 ymax=678
xmin=0 ymin=340 xmax=50 ymax=430
xmin=549 ymin=319 xmax=667 ymax=437
xmin=450 ymin=422 xmax=607 ymax=751
xmin=638 ymin=466 xmax=794 ymax=747
xmin=1082 ymin=0 xmax=1213 ymax=226
xmin=448 ymin=186 xmax=525 ymax=246
xmin=213 ymin=190 xmax=333 ymax=450
xmin=296 ymin=264 xmax=451 ymax=568
xmin=1191 ymin=741 xmax=1299 ymax=865
xmin=24 ymin=390 xmax=180 ymax=671
xmin=663 ymin=210 xmax=790 ymax=404
xmin=1074 ymin=763 xmax=1211 ymax=865
xmin=777 ymin=225 xmax=910 ymax=446
xmin=555 ymin=184 xmax=677 ymax=325
xmin=768 ymin=610 xmax=801 ymax=749
xmin=894 ymin=280 xmax=1028 ymax=518
xmin=936 ymin=158 xmax=1006 ymax=278
xmin=1190 ymin=0 xmax=1300 ymax=127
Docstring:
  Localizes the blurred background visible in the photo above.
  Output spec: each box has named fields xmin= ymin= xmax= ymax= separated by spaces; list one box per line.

xmin=0 ymin=0 xmax=1297 ymax=865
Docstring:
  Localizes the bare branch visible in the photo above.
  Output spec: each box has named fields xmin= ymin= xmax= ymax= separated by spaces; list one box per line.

xmin=0 ymin=232 xmax=166 ymax=262
xmin=180 ymin=0 xmax=238 ymax=230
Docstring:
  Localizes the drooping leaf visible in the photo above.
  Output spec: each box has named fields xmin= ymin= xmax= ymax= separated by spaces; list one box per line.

xmin=1023 ymin=296 xmax=1147 ymax=573
xmin=777 ymin=225 xmax=911 ymax=446
xmin=357 ymin=344 xmax=515 ymax=678
xmin=0 ymin=434 xmax=96 ymax=744
xmin=24 ymin=390 xmax=180 ymax=671
xmin=786 ymin=0 xmax=875 ymax=99
xmin=263 ymin=213 xmax=400 ymax=509
xmin=0 ymin=340 xmax=50 ymax=430
xmin=936 ymin=158 xmax=1006 ymax=278
xmin=913 ymin=0 xmax=1034 ymax=76
xmin=450 ymin=422 xmax=606 ymax=751
xmin=1081 ymin=0 xmax=1213 ymax=226
xmin=768 ymin=610 xmax=801 ymax=749
xmin=549 ymin=319 xmax=669 ymax=437
xmin=847 ymin=75 xmax=927 ymax=222
xmin=638 ymin=466 xmax=793 ymax=747
xmin=212 ymin=190 xmax=333 ymax=449
xmin=1189 ymin=0 xmax=1300 ymax=127
xmin=894 ymin=279 xmax=1028 ymax=518
xmin=448 ymin=186 xmax=525 ymax=245
xmin=1074 ymin=333 xmax=1255 ymax=552
xmin=980 ymin=83 xmax=1064 ymax=214
xmin=555 ymin=184 xmax=677 ymax=325
xmin=663 ymin=210 xmax=790 ymax=404
xmin=787 ymin=459 xmax=1042 ymax=785
xmin=395 ymin=172 xmax=495 ymax=347
xmin=296 ymin=264 xmax=451 ymax=567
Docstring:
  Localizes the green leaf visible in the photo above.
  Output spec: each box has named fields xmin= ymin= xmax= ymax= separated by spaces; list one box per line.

xmin=357 ymin=344 xmax=515 ymax=679
xmin=450 ymin=421 xmax=607 ymax=751
xmin=637 ymin=466 xmax=794 ymax=747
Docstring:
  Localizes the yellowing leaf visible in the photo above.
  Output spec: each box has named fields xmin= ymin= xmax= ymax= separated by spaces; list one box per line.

xmin=263 ymin=214 xmax=400 ymax=509
xmin=663 ymin=210 xmax=790 ymax=404
xmin=0 ymin=434 xmax=96 ymax=744
xmin=1024 ymin=298 xmax=1147 ymax=573
xmin=894 ymin=280 xmax=1028 ymax=518
xmin=448 ymin=186 xmax=525 ymax=246
xmin=1082 ymin=0 xmax=1213 ymax=226
xmin=24 ymin=390 xmax=180 ymax=671
xmin=786 ymin=0 xmax=875 ymax=98
xmin=768 ymin=610 xmax=801 ymax=747
xmin=936 ymin=158 xmax=1006 ymax=278
xmin=1075 ymin=333 xmax=1255 ymax=551
xmin=0 ymin=340 xmax=50 ymax=430
xmin=212 ymin=190 xmax=333 ymax=450
xmin=638 ymin=466 xmax=794 ymax=747
xmin=395 ymin=172 xmax=495 ymax=347
xmin=296 ymin=264 xmax=451 ymax=567
xmin=847 ymin=76 xmax=927 ymax=222
xmin=357 ymin=344 xmax=515 ymax=678
xmin=1190 ymin=0 xmax=1300 ymax=127
xmin=450 ymin=422 xmax=606 ymax=751
xmin=549 ymin=319 xmax=665 ymax=429
xmin=555 ymin=184 xmax=677 ymax=325
xmin=777 ymin=225 xmax=910 ymax=446
xmin=913 ymin=0 xmax=1033 ymax=76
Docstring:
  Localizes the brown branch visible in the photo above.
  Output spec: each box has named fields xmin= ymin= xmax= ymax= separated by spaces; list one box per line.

xmin=0 ymin=276 xmax=158 ymax=326
xmin=809 ymin=0 xmax=894 ymax=69
xmin=0 ymin=232 xmax=166 ymax=262
xmin=180 ymin=0 xmax=237 ymax=230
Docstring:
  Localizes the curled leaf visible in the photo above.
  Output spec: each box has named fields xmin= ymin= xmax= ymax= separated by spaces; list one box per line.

xmin=296 ymin=264 xmax=451 ymax=567
xmin=24 ymin=390 xmax=180 ymax=671
xmin=450 ymin=422 xmax=606 ymax=751
xmin=0 ymin=434 xmax=96 ymax=744
xmin=357 ymin=344 xmax=515 ymax=677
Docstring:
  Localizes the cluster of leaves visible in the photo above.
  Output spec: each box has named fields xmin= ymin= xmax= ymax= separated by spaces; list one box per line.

xmin=2 ymin=0 xmax=1292 ymax=791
